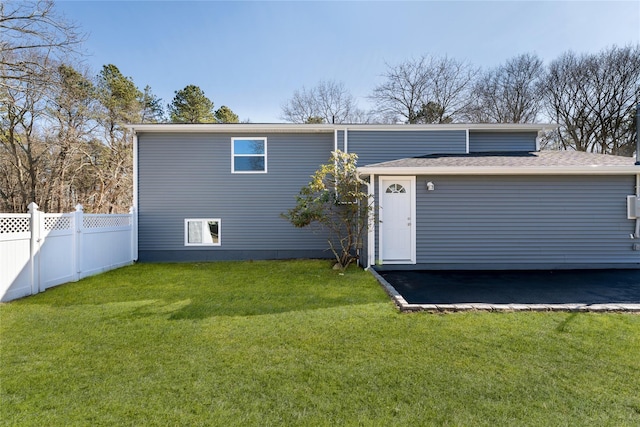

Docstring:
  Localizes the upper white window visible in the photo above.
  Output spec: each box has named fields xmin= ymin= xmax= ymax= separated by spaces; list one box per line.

xmin=232 ymin=138 xmax=267 ymax=173
xmin=185 ymin=219 xmax=221 ymax=246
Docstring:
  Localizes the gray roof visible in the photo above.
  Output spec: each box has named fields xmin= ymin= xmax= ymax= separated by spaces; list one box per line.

xmin=363 ymin=151 xmax=637 ymax=168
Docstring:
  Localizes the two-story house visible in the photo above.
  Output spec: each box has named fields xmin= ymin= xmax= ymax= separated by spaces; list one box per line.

xmin=130 ymin=123 xmax=640 ymax=270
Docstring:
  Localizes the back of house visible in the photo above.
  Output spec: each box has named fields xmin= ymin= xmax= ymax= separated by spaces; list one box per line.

xmin=132 ymin=123 xmax=640 ymax=270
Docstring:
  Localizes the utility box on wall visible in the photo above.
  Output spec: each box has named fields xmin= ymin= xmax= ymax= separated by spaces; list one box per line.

xmin=627 ymin=195 xmax=640 ymax=219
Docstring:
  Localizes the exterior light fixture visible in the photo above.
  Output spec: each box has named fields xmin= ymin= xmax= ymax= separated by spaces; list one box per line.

xmin=426 ymin=182 xmax=435 ymax=191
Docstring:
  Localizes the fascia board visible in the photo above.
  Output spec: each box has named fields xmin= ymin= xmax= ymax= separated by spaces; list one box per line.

xmin=128 ymin=124 xmax=337 ymax=133
xmin=357 ymin=166 xmax=640 ymax=176
xmin=342 ymin=123 xmax=558 ymax=132
xmin=128 ymin=123 xmax=558 ymax=134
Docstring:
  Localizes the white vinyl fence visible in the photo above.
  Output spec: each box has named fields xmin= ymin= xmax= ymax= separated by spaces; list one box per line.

xmin=1 ymin=203 xmax=137 ymax=302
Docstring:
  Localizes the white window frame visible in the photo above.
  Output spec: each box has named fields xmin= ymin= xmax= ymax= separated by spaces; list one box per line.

xmin=231 ymin=137 xmax=267 ymax=173
xmin=184 ymin=218 xmax=221 ymax=246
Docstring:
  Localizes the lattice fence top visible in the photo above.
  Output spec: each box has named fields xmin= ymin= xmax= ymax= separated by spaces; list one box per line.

xmin=0 ymin=213 xmax=131 ymax=232
xmin=44 ymin=215 xmax=72 ymax=231
xmin=83 ymin=215 xmax=131 ymax=229
xmin=0 ymin=216 xmax=30 ymax=234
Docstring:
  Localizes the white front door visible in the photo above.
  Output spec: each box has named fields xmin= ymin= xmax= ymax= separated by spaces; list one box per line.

xmin=379 ymin=177 xmax=415 ymax=264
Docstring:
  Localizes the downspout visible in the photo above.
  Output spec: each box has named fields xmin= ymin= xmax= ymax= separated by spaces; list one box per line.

xmin=635 ymin=174 xmax=640 ymax=238
xmin=367 ymin=174 xmax=375 ymax=268
xmin=465 ymin=128 xmax=470 ymax=153
xmin=344 ymin=128 xmax=348 ymax=153
xmin=133 ymin=131 xmax=138 ymax=213
xmin=132 ymin=131 xmax=139 ymax=261
xmin=635 ymin=104 xmax=640 ymax=237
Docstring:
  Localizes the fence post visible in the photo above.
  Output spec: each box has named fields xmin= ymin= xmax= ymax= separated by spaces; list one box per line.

xmin=27 ymin=202 xmax=40 ymax=296
xmin=74 ymin=204 xmax=83 ymax=281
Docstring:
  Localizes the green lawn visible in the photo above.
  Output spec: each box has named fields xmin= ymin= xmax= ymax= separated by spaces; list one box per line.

xmin=1 ymin=260 xmax=639 ymax=426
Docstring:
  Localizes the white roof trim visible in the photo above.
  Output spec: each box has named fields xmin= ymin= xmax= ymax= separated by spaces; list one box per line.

xmin=128 ymin=123 xmax=558 ymax=134
xmin=128 ymin=123 xmax=336 ymax=133
xmin=339 ymin=123 xmax=557 ymax=132
xmin=357 ymin=166 xmax=640 ymax=176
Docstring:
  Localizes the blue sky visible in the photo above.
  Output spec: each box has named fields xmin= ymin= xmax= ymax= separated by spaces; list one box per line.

xmin=56 ymin=1 xmax=640 ymax=122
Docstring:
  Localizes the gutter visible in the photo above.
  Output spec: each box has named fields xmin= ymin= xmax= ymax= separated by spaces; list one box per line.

xmin=127 ymin=122 xmax=558 ymax=134
xmin=127 ymin=123 xmax=337 ymax=133
xmin=357 ymin=166 xmax=640 ymax=177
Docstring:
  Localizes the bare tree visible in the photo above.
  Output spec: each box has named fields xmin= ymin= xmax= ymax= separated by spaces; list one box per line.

xmin=426 ymin=56 xmax=478 ymax=122
xmin=0 ymin=50 xmax=51 ymax=212
xmin=370 ymin=55 xmax=478 ymax=123
xmin=0 ymin=1 xmax=88 ymax=213
xmin=542 ymin=45 xmax=640 ymax=155
xmin=44 ymin=64 xmax=97 ymax=212
xmin=0 ymin=0 xmax=83 ymax=90
xmin=0 ymin=58 xmax=101 ymax=213
xmin=281 ymin=80 xmax=364 ymax=123
xmin=466 ymin=53 xmax=544 ymax=123
xmin=369 ymin=57 xmax=428 ymax=123
xmin=281 ymin=85 xmax=316 ymax=123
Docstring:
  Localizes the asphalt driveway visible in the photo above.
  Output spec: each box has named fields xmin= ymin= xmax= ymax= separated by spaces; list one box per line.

xmin=378 ymin=269 xmax=640 ymax=305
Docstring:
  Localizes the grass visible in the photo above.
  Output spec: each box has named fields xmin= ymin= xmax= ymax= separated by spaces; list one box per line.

xmin=1 ymin=260 xmax=639 ymax=426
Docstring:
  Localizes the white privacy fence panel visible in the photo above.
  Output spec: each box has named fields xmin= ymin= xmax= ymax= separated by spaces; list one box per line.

xmin=0 ymin=203 xmax=137 ymax=302
xmin=0 ymin=214 xmax=32 ymax=301
xmin=40 ymin=212 xmax=76 ymax=290
xmin=81 ymin=214 xmax=133 ymax=277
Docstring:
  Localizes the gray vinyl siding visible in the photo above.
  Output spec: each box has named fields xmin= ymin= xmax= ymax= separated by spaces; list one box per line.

xmin=138 ymin=132 xmax=333 ymax=261
xmin=348 ymin=130 xmax=466 ymax=166
xmin=469 ymin=131 xmax=537 ymax=152
xmin=336 ymin=130 xmax=345 ymax=151
xmin=408 ymin=174 xmax=638 ymax=269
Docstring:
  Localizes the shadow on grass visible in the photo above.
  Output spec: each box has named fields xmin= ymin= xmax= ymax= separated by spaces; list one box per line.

xmin=14 ymin=260 xmax=388 ymax=319
xmin=555 ymin=312 xmax=580 ymax=332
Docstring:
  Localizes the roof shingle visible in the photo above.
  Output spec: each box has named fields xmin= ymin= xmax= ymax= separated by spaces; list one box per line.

xmin=363 ymin=151 xmax=637 ymax=168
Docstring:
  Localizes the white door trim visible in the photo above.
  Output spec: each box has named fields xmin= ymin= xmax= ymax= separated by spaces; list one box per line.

xmin=378 ymin=176 xmax=416 ymax=264
xmin=367 ymin=174 xmax=375 ymax=268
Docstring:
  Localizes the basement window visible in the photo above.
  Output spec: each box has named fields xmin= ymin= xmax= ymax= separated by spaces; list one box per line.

xmin=185 ymin=219 xmax=221 ymax=246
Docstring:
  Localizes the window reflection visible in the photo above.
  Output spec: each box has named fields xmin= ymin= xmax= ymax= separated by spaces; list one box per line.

xmin=233 ymin=139 xmax=264 ymax=155
xmin=232 ymin=138 xmax=267 ymax=173
xmin=185 ymin=219 xmax=221 ymax=246
xmin=207 ymin=221 xmax=219 ymax=244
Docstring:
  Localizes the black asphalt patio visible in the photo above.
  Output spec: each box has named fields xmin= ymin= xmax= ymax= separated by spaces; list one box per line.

xmin=378 ymin=269 xmax=640 ymax=305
